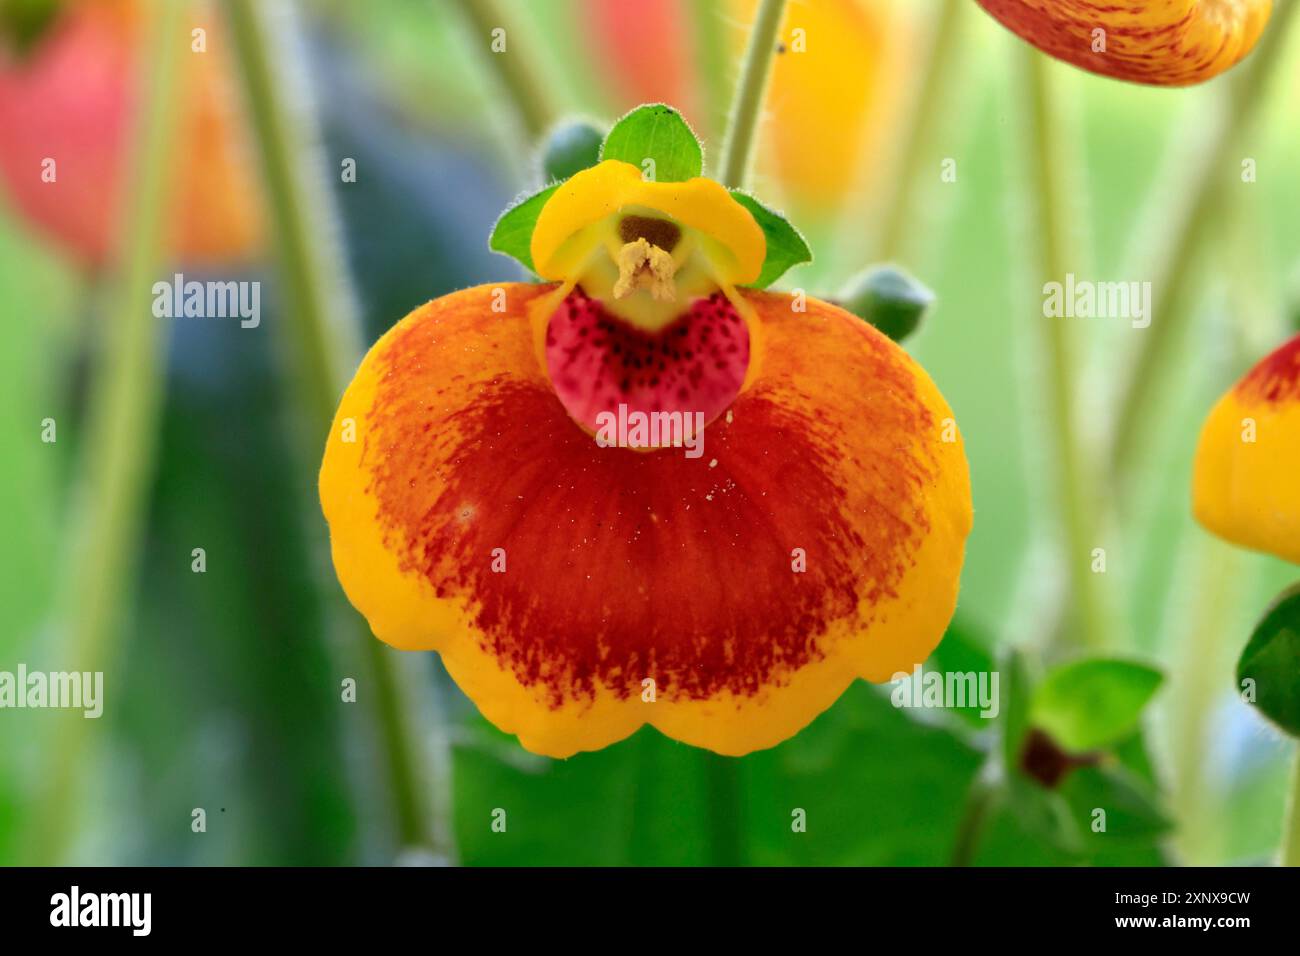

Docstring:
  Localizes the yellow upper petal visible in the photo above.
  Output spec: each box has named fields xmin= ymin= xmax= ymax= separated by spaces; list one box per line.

xmin=530 ymin=160 xmax=766 ymax=285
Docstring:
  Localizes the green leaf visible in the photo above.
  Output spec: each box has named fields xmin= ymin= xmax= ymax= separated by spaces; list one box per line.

xmin=1030 ymin=658 xmax=1163 ymax=753
xmin=1057 ymin=765 xmax=1173 ymax=841
xmin=454 ymin=683 xmax=983 ymax=865
xmin=599 ymin=104 xmax=702 ymax=183
xmin=838 ymin=265 xmax=935 ymax=343
xmin=488 ymin=184 xmax=559 ymax=274
xmin=1237 ymin=582 xmax=1300 ymax=737
xmin=975 ymin=765 xmax=1171 ymax=865
xmin=729 ymin=192 xmax=812 ymax=289
xmin=746 ymin=683 xmax=983 ymax=865
xmin=540 ymin=119 xmax=604 ymax=183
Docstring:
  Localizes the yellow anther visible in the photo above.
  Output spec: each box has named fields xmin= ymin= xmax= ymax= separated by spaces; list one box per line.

xmin=612 ymin=238 xmax=677 ymax=302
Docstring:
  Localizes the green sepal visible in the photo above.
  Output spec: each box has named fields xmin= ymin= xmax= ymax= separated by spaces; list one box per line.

xmin=730 ymin=192 xmax=811 ymax=289
xmin=488 ymin=184 xmax=559 ymax=274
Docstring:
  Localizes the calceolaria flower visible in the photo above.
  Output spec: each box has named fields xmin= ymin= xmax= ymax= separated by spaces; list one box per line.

xmin=1193 ymin=334 xmax=1300 ymax=564
xmin=319 ymin=106 xmax=973 ymax=758
xmin=976 ymin=0 xmax=1272 ymax=86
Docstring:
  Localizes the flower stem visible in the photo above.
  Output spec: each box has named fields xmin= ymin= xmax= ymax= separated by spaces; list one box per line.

xmin=453 ymin=0 xmax=556 ymax=142
xmin=874 ymin=0 xmax=967 ymax=263
xmin=24 ymin=0 xmax=187 ymax=865
xmin=1107 ymin=0 xmax=1298 ymax=484
xmin=1021 ymin=49 xmax=1109 ymax=651
xmin=717 ymin=0 xmax=787 ymax=189
xmin=1282 ymin=748 xmax=1300 ymax=867
xmin=222 ymin=0 xmax=453 ymax=861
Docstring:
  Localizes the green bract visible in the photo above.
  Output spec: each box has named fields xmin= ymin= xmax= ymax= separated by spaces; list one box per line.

xmin=599 ymin=103 xmax=702 ymax=182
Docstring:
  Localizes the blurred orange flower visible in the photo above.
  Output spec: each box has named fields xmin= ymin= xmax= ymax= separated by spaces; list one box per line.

xmin=0 ymin=0 xmax=262 ymax=267
xmin=977 ymin=0 xmax=1272 ymax=86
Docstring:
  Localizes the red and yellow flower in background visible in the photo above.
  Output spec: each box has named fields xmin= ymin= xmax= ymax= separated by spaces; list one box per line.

xmin=1194 ymin=334 xmax=1300 ymax=564
xmin=977 ymin=0 xmax=1273 ymax=86
xmin=0 ymin=0 xmax=261 ymax=266
xmin=320 ymin=107 xmax=972 ymax=758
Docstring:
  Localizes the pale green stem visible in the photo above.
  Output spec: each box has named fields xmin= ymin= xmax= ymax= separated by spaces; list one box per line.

xmin=1167 ymin=540 xmax=1241 ymax=864
xmin=1107 ymin=0 xmax=1298 ymax=484
xmin=1282 ymin=750 xmax=1300 ymax=866
xmin=453 ymin=0 xmax=556 ymax=142
xmin=223 ymin=0 xmax=452 ymax=861
xmin=717 ymin=0 xmax=787 ymax=190
xmin=25 ymin=0 xmax=187 ymax=864
xmin=874 ymin=0 xmax=966 ymax=264
xmin=1022 ymin=50 xmax=1109 ymax=651
xmin=691 ymin=0 xmax=732 ymax=147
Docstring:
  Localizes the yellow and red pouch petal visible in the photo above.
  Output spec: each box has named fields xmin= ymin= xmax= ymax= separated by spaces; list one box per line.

xmin=320 ymin=283 xmax=971 ymax=757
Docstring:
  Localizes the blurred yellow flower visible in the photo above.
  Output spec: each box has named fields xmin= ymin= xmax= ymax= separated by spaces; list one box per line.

xmin=1193 ymin=334 xmax=1300 ymax=563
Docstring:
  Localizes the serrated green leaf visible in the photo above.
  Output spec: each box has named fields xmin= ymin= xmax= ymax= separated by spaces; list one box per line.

xmin=599 ymin=104 xmax=702 ymax=183
xmin=488 ymin=184 xmax=559 ymax=274
xmin=1030 ymin=658 xmax=1163 ymax=753
xmin=1237 ymin=582 xmax=1300 ymax=737
xmin=729 ymin=192 xmax=812 ymax=288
